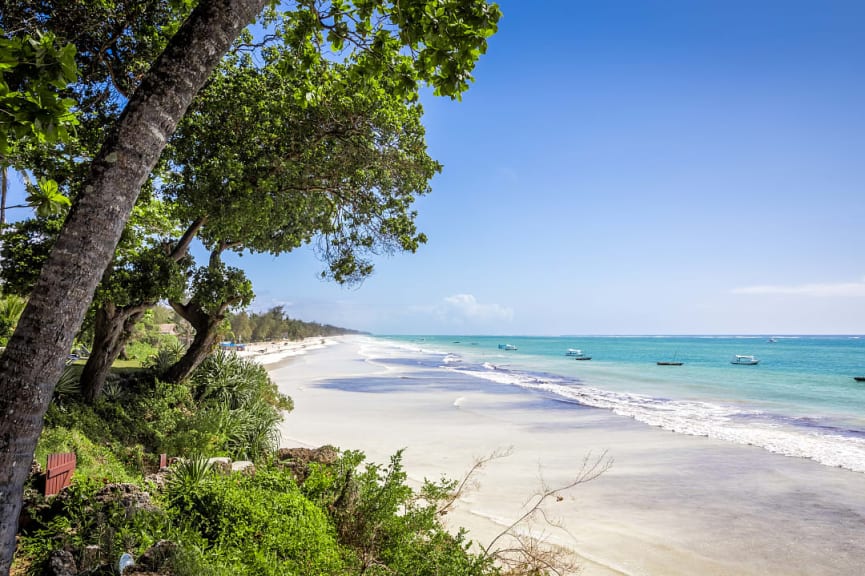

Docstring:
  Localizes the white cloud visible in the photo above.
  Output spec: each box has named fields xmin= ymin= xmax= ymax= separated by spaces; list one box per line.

xmin=440 ymin=294 xmax=514 ymax=321
xmin=731 ymin=278 xmax=865 ymax=298
xmin=406 ymin=294 xmax=514 ymax=327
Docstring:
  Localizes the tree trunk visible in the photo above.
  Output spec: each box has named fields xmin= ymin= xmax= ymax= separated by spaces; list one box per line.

xmin=80 ymin=219 xmax=205 ymax=403
xmin=162 ymin=301 xmax=227 ymax=384
xmin=0 ymin=1 xmax=266 ymax=572
xmin=79 ymin=303 xmax=148 ymax=403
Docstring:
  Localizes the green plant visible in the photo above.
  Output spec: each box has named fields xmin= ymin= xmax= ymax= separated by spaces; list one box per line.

xmin=53 ymin=364 xmax=82 ymax=398
xmin=146 ymin=340 xmax=186 ymax=373
xmin=302 ymin=450 xmax=498 ymax=576
xmin=185 ymin=350 xmax=290 ymax=460
xmin=167 ymin=456 xmax=214 ymax=508
xmin=0 ymin=293 xmax=27 ymax=345
xmin=34 ymin=426 xmax=135 ymax=482
xmin=172 ymin=469 xmax=345 ymax=576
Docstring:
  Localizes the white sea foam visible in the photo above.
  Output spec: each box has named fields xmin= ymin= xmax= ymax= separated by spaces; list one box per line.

xmin=450 ymin=366 xmax=865 ymax=473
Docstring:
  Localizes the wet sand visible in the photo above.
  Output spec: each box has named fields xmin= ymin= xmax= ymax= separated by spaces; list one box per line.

xmin=272 ymin=336 xmax=865 ymax=575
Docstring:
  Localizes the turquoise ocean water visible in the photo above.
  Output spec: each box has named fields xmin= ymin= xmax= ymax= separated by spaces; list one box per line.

xmin=377 ymin=335 xmax=865 ymax=473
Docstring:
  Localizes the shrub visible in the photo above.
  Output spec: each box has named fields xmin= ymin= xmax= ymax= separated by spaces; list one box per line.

xmin=186 ymin=350 xmax=292 ymax=460
xmin=301 ymin=450 xmax=498 ymax=576
xmin=170 ymin=468 xmax=345 ymax=576
xmin=16 ymin=476 xmax=220 ymax=576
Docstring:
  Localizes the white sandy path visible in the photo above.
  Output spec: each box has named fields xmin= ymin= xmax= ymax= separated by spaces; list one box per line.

xmin=269 ymin=336 xmax=865 ymax=576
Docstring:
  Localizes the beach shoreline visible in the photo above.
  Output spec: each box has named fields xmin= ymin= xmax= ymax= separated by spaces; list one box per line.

xmin=267 ymin=335 xmax=865 ymax=576
xmin=233 ymin=336 xmax=337 ymax=367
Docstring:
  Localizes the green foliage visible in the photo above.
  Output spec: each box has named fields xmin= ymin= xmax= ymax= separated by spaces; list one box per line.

xmin=171 ymin=469 xmax=345 ymax=576
xmin=0 ymin=292 xmax=26 ymax=344
xmin=100 ymin=246 xmax=190 ymax=310
xmin=230 ymin=306 xmax=362 ymax=343
xmin=166 ymin=455 xmax=214 ymax=505
xmin=189 ymin=261 xmax=254 ymax=317
xmin=24 ymin=177 xmax=71 ymax=216
xmin=16 ymin=475 xmax=215 ymax=576
xmin=0 ymin=30 xmax=78 ymax=155
xmin=300 ymin=449 xmax=498 ymax=575
xmin=274 ymin=0 xmax=501 ymax=102
xmin=53 ymin=364 xmax=82 ymax=398
xmin=166 ymin=47 xmax=443 ymax=286
xmin=145 ymin=339 xmax=187 ymax=373
xmin=34 ymin=426 xmax=135 ymax=483
xmin=0 ymin=215 xmax=64 ymax=296
xmin=27 ymin=384 xmax=505 ymax=575
xmin=44 ymin=346 xmax=292 ymax=465
xmin=188 ymin=350 xmax=291 ymax=459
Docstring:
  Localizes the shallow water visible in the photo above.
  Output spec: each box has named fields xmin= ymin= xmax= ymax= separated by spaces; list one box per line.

xmin=378 ymin=335 xmax=865 ymax=472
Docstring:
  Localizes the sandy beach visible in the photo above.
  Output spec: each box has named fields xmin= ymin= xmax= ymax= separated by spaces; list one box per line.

xmin=269 ymin=336 xmax=865 ymax=576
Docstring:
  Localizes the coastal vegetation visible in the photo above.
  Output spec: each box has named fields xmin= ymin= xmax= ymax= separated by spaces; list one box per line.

xmin=0 ymin=0 xmax=502 ymax=572
xmin=14 ymin=344 xmax=599 ymax=575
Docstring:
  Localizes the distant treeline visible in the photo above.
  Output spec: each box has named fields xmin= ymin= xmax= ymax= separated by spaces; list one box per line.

xmin=228 ymin=306 xmax=364 ymax=343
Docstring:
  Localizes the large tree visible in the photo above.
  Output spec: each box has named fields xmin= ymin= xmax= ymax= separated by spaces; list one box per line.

xmin=0 ymin=1 xmax=500 ymax=571
xmin=159 ymin=48 xmax=440 ymax=382
xmin=1 ymin=0 xmax=199 ymax=401
xmin=0 ymin=2 xmax=270 ymax=570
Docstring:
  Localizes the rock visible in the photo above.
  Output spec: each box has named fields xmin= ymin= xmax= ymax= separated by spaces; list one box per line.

xmin=208 ymin=457 xmax=232 ymax=474
xmin=93 ymin=483 xmax=158 ymax=516
xmin=143 ymin=471 xmax=168 ymax=491
xmin=46 ymin=549 xmax=78 ymax=576
xmin=276 ymin=445 xmax=339 ymax=482
xmin=79 ymin=545 xmax=101 ymax=571
xmin=133 ymin=539 xmax=177 ymax=572
xmin=230 ymin=460 xmax=255 ymax=474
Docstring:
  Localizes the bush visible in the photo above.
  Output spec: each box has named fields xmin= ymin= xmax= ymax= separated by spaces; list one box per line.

xmin=187 ymin=350 xmax=292 ymax=460
xmin=301 ymin=450 xmax=498 ymax=576
xmin=170 ymin=468 xmax=345 ymax=576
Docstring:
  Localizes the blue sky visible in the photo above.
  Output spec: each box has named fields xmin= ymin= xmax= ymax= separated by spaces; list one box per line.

xmin=8 ymin=0 xmax=865 ymax=335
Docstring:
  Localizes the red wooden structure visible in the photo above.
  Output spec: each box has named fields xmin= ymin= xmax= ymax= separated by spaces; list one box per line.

xmin=45 ymin=453 xmax=76 ymax=496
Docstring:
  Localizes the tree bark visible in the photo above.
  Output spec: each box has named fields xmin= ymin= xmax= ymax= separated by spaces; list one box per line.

xmin=80 ymin=303 xmax=148 ymax=403
xmin=162 ymin=300 xmax=228 ymax=384
xmin=0 ymin=1 xmax=266 ymax=572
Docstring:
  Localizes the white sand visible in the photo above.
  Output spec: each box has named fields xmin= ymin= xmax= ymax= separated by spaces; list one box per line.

xmin=234 ymin=336 xmax=336 ymax=366
xmin=270 ymin=336 xmax=865 ymax=576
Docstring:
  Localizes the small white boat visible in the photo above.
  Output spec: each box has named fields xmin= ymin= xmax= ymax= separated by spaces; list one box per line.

xmin=731 ymin=355 xmax=759 ymax=365
xmin=566 ymin=349 xmax=591 ymax=360
xmin=767 ymin=337 xmax=778 ymax=343
xmin=498 ymin=344 xmax=517 ymax=351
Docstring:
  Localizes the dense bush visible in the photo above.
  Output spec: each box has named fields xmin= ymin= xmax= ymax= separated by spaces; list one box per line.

xmin=170 ymin=469 xmax=345 ymax=576
xmin=300 ymin=450 xmax=497 ymax=576
xmin=43 ymin=349 xmax=292 ymax=467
